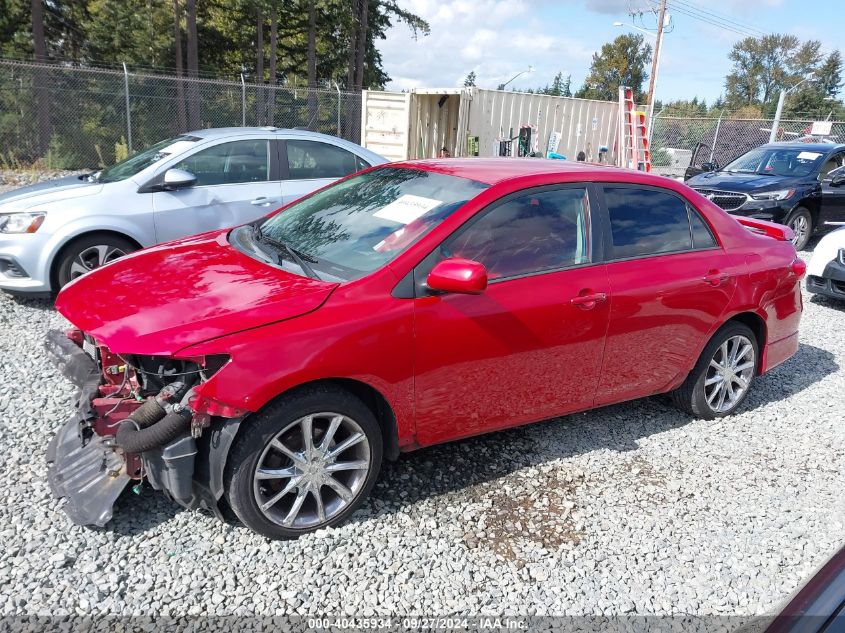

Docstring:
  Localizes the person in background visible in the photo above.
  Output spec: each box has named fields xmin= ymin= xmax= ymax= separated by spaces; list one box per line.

xmin=438 ymin=147 xmax=451 ymax=158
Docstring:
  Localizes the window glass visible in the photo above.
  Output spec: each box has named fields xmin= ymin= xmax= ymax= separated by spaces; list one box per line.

xmin=287 ymin=140 xmax=359 ymax=180
xmin=259 ymin=167 xmax=488 ymax=279
xmin=820 ymin=153 xmax=845 ymax=179
xmin=98 ymin=135 xmax=199 ymax=183
xmin=445 ymin=188 xmax=591 ymax=280
xmin=689 ymin=207 xmax=717 ymax=249
xmin=174 ymin=140 xmax=269 ymax=186
xmin=723 ymin=147 xmax=824 ymax=177
xmin=605 ymin=187 xmax=692 ymax=259
xmin=356 ymin=155 xmax=372 ymax=171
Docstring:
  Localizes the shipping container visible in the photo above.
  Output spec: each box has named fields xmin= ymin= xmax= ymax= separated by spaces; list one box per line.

xmin=361 ymin=87 xmax=625 ymax=164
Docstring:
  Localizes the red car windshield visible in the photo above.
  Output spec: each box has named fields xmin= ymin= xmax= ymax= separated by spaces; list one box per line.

xmin=258 ymin=167 xmax=489 ymax=280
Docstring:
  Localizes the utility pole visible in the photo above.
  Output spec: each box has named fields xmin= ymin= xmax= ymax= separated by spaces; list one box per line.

xmin=645 ymin=0 xmax=667 ymax=140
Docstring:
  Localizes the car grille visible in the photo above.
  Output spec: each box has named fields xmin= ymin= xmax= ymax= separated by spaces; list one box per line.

xmin=692 ymin=188 xmax=749 ymax=212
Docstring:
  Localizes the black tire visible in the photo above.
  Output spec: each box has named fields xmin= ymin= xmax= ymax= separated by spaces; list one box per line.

xmin=224 ymin=385 xmax=383 ymax=540
xmin=670 ymin=322 xmax=759 ymax=420
xmin=55 ymin=233 xmax=136 ymax=289
xmin=785 ymin=207 xmax=813 ymax=251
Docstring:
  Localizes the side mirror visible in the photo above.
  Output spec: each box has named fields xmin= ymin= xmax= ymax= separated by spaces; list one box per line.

xmin=830 ymin=169 xmax=845 ymax=188
xmin=700 ymin=162 xmax=718 ymax=172
xmin=162 ymin=168 xmax=197 ymax=190
xmin=426 ymin=258 xmax=488 ymax=295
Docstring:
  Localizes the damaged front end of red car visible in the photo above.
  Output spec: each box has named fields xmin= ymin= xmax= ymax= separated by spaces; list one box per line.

xmin=44 ymin=328 xmax=247 ymax=527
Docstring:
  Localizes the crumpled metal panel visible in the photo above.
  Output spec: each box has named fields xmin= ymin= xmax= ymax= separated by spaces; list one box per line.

xmin=46 ymin=416 xmax=128 ymax=527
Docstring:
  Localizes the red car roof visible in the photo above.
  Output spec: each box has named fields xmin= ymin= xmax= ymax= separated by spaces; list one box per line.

xmin=387 ymin=157 xmax=624 ymax=185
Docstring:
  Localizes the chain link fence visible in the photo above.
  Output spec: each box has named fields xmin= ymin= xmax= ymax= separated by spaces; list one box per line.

xmin=651 ymin=113 xmax=845 ymax=178
xmin=0 ymin=58 xmax=362 ymax=170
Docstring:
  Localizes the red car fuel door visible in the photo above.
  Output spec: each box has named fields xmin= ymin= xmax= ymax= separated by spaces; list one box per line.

xmin=409 ymin=184 xmax=611 ymax=447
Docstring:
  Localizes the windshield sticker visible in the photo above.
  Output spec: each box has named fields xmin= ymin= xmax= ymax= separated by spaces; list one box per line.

xmin=797 ymin=151 xmax=822 ymax=161
xmin=159 ymin=140 xmax=196 ymax=155
xmin=374 ymin=194 xmax=442 ymax=224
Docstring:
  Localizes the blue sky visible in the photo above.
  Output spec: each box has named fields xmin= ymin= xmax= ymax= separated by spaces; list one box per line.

xmin=378 ymin=0 xmax=844 ymax=105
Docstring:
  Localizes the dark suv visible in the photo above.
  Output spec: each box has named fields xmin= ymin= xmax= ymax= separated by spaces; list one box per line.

xmin=686 ymin=142 xmax=845 ymax=250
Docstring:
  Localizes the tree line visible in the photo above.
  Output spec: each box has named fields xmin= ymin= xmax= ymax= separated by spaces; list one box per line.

xmin=463 ymin=32 xmax=843 ymax=121
xmin=1 ymin=0 xmax=430 ymax=155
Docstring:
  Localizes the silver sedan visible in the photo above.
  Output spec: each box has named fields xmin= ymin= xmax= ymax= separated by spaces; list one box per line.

xmin=0 ymin=127 xmax=386 ymax=294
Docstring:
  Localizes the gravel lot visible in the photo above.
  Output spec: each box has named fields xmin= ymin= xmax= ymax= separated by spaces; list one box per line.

xmin=0 ymin=247 xmax=843 ymax=622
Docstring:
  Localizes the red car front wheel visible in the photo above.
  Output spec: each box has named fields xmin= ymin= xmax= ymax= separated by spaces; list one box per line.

xmin=225 ymin=385 xmax=383 ymax=539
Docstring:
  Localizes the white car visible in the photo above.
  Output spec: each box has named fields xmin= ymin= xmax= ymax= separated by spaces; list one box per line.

xmin=0 ymin=127 xmax=386 ymax=295
xmin=806 ymin=223 xmax=845 ymax=300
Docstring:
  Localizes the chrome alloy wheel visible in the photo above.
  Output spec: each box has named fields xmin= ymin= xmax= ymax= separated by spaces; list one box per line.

xmin=253 ymin=412 xmax=371 ymax=529
xmin=69 ymin=244 xmax=126 ymax=279
xmin=704 ymin=335 xmax=755 ymax=413
xmin=789 ymin=214 xmax=809 ymax=247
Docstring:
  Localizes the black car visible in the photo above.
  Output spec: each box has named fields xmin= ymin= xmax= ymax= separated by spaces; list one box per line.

xmin=686 ymin=142 xmax=845 ymax=250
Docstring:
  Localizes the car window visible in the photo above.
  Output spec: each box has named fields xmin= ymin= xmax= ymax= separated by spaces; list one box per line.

xmin=98 ymin=135 xmax=200 ymax=183
xmin=287 ymin=140 xmax=359 ymax=180
xmin=257 ymin=167 xmax=488 ymax=280
xmin=173 ymin=139 xmax=269 ymax=186
xmin=444 ymin=187 xmax=592 ymax=280
xmin=356 ymin=155 xmax=372 ymax=171
xmin=689 ymin=207 xmax=717 ymax=249
xmin=820 ymin=152 xmax=845 ymax=179
xmin=723 ymin=147 xmax=825 ymax=177
xmin=604 ymin=186 xmax=694 ymax=259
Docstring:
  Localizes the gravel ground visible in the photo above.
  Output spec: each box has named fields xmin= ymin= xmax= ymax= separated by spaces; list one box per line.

xmin=0 ymin=170 xmax=85 ymax=194
xmin=0 ymin=249 xmax=843 ymax=622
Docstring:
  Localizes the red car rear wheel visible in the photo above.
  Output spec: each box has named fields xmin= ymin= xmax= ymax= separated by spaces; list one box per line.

xmin=671 ymin=322 xmax=759 ymax=419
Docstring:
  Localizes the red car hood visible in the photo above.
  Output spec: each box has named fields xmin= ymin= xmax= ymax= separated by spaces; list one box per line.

xmin=55 ymin=230 xmax=338 ymax=356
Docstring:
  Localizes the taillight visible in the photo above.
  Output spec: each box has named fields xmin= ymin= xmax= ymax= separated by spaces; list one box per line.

xmin=791 ymin=258 xmax=807 ymax=279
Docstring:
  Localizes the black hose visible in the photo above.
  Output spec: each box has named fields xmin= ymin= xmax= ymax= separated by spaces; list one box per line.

xmin=126 ymin=396 xmax=166 ymax=429
xmin=115 ymin=406 xmax=193 ymax=454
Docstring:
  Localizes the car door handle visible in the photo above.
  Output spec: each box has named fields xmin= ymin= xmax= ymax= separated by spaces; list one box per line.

xmin=703 ymin=270 xmax=730 ymax=286
xmin=570 ymin=291 xmax=607 ymax=309
xmin=250 ymin=197 xmax=274 ymax=206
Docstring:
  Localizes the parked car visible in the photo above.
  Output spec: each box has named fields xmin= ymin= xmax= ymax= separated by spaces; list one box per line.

xmin=0 ymin=127 xmax=386 ymax=294
xmin=686 ymin=142 xmax=845 ymax=250
xmin=806 ymin=221 xmax=845 ymax=300
xmin=45 ymin=159 xmax=805 ymax=539
xmin=763 ymin=546 xmax=845 ymax=633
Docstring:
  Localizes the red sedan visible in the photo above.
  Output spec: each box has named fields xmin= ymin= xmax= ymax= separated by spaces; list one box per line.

xmin=46 ymin=159 xmax=805 ymax=539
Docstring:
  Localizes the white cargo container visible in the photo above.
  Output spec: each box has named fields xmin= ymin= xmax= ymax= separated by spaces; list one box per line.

xmin=361 ymin=87 xmax=623 ymax=163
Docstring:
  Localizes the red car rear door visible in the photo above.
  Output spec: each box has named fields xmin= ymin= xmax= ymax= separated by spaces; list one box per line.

xmin=410 ymin=184 xmax=611 ymax=446
xmin=592 ymin=184 xmax=739 ymax=407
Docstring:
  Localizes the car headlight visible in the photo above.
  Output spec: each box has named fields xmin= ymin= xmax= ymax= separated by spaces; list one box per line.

xmin=751 ymin=189 xmax=795 ymax=201
xmin=0 ymin=212 xmax=46 ymax=233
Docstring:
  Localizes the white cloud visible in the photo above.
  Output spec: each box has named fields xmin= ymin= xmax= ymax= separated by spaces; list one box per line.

xmin=379 ymin=0 xmax=594 ymax=91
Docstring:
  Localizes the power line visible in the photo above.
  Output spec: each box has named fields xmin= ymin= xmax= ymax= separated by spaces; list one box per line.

xmin=662 ymin=3 xmax=760 ymax=37
xmin=667 ymin=0 xmax=768 ymax=37
xmin=642 ymin=0 xmax=765 ymax=38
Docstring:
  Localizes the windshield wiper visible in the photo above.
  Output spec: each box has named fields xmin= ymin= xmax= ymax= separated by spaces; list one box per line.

xmin=253 ymin=225 xmax=321 ymax=280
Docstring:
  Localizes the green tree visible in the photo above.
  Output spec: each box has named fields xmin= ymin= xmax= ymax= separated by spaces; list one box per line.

xmin=724 ymin=34 xmax=823 ymax=109
xmin=463 ymin=70 xmax=476 ymax=87
xmin=575 ymin=34 xmax=652 ymax=102
xmin=818 ymin=51 xmax=843 ymax=99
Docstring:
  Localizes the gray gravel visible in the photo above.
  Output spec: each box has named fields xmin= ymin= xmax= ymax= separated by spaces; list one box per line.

xmin=0 ymin=249 xmax=842 ymax=619
xmin=0 ymin=169 xmax=85 ymax=194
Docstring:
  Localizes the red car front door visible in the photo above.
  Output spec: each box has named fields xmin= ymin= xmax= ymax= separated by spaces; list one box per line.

xmin=592 ymin=184 xmax=738 ymax=406
xmin=410 ymin=185 xmax=611 ymax=446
